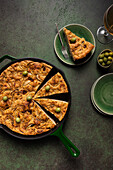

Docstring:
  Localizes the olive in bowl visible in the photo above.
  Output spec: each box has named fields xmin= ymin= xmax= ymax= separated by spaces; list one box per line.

xmin=97 ymin=49 xmax=113 ymax=68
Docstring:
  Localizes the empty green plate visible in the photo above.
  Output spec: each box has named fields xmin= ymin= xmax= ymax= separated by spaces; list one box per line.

xmin=91 ymin=73 xmax=113 ymax=115
xmin=54 ymin=23 xmax=96 ymax=66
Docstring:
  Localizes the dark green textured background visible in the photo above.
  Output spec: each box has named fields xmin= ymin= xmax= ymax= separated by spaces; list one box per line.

xmin=0 ymin=0 xmax=113 ymax=169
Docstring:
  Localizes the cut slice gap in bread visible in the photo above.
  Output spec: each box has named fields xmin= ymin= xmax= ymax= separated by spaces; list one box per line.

xmin=34 ymin=98 xmax=69 ymax=122
xmin=34 ymin=100 xmax=60 ymax=124
xmin=34 ymin=92 xmax=70 ymax=102
xmin=34 ymin=72 xmax=68 ymax=98
xmin=2 ymin=100 xmax=57 ymax=135
xmin=35 ymin=67 xmax=58 ymax=94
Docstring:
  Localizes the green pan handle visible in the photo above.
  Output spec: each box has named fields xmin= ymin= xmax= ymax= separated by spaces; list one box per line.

xmin=51 ymin=125 xmax=80 ymax=157
xmin=0 ymin=55 xmax=16 ymax=63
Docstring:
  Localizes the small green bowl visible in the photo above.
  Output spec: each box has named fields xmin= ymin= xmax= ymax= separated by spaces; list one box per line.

xmin=97 ymin=49 xmax=113 ymax=69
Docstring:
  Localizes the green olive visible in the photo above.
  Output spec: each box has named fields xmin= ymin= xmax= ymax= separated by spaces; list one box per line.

xmin=3 ymin=96 xmax=8 ymax=102
xmin=70 ymin=37 xmax=76 ymax=43
xmin=23 ymin=71 xmax=28 ymax=76
xmin=27 ymin=96 xmax=32 ymax=101
xmin=55 ymin=107 xmax=61 ymax=113
xmin=102 ymin=62 xmax=106 ymax=66
xmin=98 ymin=59 xmax=103 ymax=63
xmin=99 ymin=53 xmax=104 ymax=58
xmin=108 ymin=56 xmax=113 ymax=61
xmin=103 ymin=57 xmax=107 ymax=62
xmin=107 ymin=61 xmax=112 ymax=65
xmin=104 ymin=52 xmax=109 ymax=56
xmin=16 ymin=117 xmax=21 ymax=123
xmin=45 ymin=85 xmax=50 ymax=91
xmin=109 ymin=52 xmax=113 ymax=56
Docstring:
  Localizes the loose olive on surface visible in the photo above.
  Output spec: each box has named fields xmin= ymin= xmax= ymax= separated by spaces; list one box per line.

xmin=3 ymin=96 xmax=8 ymax=102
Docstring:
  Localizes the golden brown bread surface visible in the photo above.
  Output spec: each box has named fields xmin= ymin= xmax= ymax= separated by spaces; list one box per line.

xmin=1 ymin=101 xmax=56 ymax=135
xmin=34 ymin=72 xmax=68 ymax=98
xmin=0 ymin=60 xmax=52 ymax=92
xmin=0 ymin=60 xmax=55 ymax=135
xmin=34 ymin=98 xmax=69 ymax=121
xmin=0 ymin=60 xmax=69 ymax=135
xmin=63 ymin=27 xmax=94 ymax=61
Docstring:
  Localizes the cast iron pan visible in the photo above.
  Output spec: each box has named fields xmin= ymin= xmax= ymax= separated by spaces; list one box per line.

xmin=0 ymin=55 xmax=80 ymax=157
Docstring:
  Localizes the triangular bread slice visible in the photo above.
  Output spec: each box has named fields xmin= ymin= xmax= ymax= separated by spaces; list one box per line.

xmin=2 ymin=101 xmax=56 ymax=135
xmin=35 ymin=98 xmax=69 ymax=121
xmin=63 ymin=27 xmax=94 ymax=61
xmin=9 ymin=60 xmax=53 ymax=91
xmin=34 ymin=72 xmax=68 ymax=98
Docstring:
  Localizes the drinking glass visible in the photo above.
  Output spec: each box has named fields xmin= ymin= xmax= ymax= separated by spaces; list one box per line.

xmin=97 ymin=4 xmax=113 ymax=44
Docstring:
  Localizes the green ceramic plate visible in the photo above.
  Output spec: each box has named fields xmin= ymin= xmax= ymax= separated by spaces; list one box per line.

xmin=54 ymin=23 xmax=96 ymax=66
xmin=91 ymin=80 xmax=104 ymax=114
xmin=91 ymin=73 xmax=113 ymax=115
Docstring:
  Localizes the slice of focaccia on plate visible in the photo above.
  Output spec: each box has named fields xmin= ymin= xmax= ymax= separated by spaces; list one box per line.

xmin=35 ymin=98 xmax=69 ymax=121
xmin=2 ymin=101 xmax=56 ymax=135
xmin=63 ymin=27 xmax=94 ymax=61
xmin=34 ymin=72 xmax=68 ymax=98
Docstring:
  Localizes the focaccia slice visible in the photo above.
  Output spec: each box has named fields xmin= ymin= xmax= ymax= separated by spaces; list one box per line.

xmin=63 ymin=27 xmax=94 ymax=61
xmin=0 ymin=60 xmax=52 ymax=92
xmin=2 ymin=101 xmax=56 ymax=135
xmin=9 ymin=60 xmax=53 ymax=91
xmin=20 ymin=61 xmax=53 ymax=92
xmin=34 ymin=72 xmax=68 ymax=98
xmin=35 ymin=98 xmax=69 ymax=121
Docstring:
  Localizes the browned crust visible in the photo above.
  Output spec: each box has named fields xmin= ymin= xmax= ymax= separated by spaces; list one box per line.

xmin=0 ymin=60 xmax=69 ymax=135
xmin=35 ymin=98 xmax=69 ymax=121
xmin=0 ymin=60 xmax=52 ymax=91
xmin=63 ymin=27 xmax=94 ymax=61
xmin=0 ymin=60 xmax=55 ymax=135
xmin=1 ymin=100 xmax=56 ymax=135
xmin=34 ymin=72 xmax=68 ymax=98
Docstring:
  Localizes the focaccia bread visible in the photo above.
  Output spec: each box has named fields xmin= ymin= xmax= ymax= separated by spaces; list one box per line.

xmin=63 ymin=27 xmax=94 ymax=61
xmin=0 ymin=60 xmax=52 ymax=92
xmin=0 ymin=90 xmax=13 ymax=110
xmin=0 ymin=60 xmax=69 ymax=135
xmin=34 ymin=72 xmax=68 ymax=98
xmin=1 ymin=100 xmax=56 ymax=135
xmin=35 ymin=98 xmax=69 ymax=121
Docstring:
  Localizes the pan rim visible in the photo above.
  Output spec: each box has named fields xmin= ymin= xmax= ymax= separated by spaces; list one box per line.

xmin=0 ymin=56 xmax=71 ymax=140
